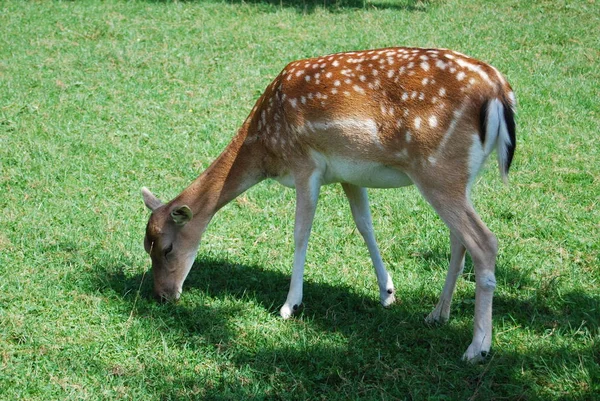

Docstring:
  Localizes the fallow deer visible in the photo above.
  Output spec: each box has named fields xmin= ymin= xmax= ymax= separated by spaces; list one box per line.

xmin=142 ymin=47 xmax=516 ymax=362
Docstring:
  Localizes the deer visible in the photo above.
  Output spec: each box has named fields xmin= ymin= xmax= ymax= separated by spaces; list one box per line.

xmin=141 ymin=47 xmax=516 ymax=363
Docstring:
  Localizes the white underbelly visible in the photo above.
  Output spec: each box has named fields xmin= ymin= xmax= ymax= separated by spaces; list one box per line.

xmin=275 ymin=153 xmax=413 ymax=189
xmin=322 ymin=155 xmax=412 ymax=188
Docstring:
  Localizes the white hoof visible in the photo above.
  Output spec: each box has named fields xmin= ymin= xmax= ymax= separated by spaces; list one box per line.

xmin=280 ymin=303 xmax=299 ymax=319
xmin=380 ymin=289 xmax=396 ymax=308
xmin=462 ymin=343 xmax=490 ymax=363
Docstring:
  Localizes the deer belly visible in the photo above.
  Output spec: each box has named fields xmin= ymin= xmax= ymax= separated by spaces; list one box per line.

xmin=273 ymin=153 xmax=413 ymax=189
xmin=322 ymin=156 xmax=413 ymax=188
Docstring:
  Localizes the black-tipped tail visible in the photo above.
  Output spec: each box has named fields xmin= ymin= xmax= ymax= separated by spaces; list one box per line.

xmin=501 ymin=98 xmax=516 ymax=176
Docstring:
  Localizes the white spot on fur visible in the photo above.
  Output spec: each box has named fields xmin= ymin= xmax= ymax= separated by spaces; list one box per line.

xmin=414 ymin=117 xmax=421 ymax=129
xmin=420 ymin=61 xmax=430 ymax=71
xmin=429 ymin=115 xmax=438 ymax=128
xmin=353 ymin=85 xmax=365 ymax=94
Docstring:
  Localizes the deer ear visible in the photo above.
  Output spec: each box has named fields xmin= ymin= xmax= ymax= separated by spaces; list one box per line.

xmin=142 ymin=187 xmax=163 ymax=211
xmin=171 ymin=205 xmax=193 ymax=226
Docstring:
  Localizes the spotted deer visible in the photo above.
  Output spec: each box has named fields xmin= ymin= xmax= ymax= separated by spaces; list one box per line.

xmin=142 ymin=47 xmax=516 ymax=362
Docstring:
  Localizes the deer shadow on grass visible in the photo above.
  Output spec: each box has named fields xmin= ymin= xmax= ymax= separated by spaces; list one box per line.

xmin=95 ymin=253 xmax=599 ymax=399
xmin=97 ymin=249 xmax=599 ymax=342
xmin=97 ymin=252 xmax=477 ymax=351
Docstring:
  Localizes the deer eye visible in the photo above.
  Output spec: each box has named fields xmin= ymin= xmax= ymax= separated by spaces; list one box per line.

xmin=164 ymin=244 xmax=173 ymax=257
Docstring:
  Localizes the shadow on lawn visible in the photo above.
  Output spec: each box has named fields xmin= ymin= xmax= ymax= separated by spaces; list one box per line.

xmin=146 ymin=0 xmax=433 ymax=13
xmin=96 ymin=255 xmax=599 ymax=399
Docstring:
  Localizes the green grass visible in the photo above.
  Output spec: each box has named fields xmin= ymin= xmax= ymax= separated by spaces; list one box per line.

xmin=1 ymin=0 xmax=598 ymax=399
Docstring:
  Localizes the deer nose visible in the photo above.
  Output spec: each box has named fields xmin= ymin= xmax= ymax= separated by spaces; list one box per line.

xmin=153 ymin=288 xmax=181 ymax=303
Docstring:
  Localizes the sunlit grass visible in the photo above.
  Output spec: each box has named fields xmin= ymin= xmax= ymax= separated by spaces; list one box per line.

xmin=1 ymin=0 xmax=598 ymax=399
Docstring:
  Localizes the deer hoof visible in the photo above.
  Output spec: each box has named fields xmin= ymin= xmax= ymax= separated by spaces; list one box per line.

xmin=380 ymin=290 xmax=396 ymax=308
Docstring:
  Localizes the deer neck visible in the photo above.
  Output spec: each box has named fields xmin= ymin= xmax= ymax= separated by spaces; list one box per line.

xmin=174 ymin=126 xmax=264 ymax=221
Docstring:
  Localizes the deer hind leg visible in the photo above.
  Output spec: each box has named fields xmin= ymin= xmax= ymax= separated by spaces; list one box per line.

xmin=418 ymin=184 xmax=498 ymax=363
xmin=280 ymin=171 xmax=322 ymax=319
xmin=342 ymin=183 xmax=395 ymax=307
xmin=425 ymin=231 xmax=466 ymax=324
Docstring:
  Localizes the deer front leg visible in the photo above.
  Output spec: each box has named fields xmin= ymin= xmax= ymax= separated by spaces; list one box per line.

xmin=426 ymin=232 xmax=466 ymax=324
xmin=341 ymin=183 xmax=395 ymax=307
xmin=280 ymin=172 xmax=321 ymax=319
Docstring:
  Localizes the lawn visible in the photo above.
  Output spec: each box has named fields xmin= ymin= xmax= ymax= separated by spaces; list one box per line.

xmin=0 ymin=0 xmax=598 ymax=399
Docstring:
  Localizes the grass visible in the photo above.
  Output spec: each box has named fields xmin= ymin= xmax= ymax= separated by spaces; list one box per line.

xmin=0 ymin=0 xmax=598 ymax=399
